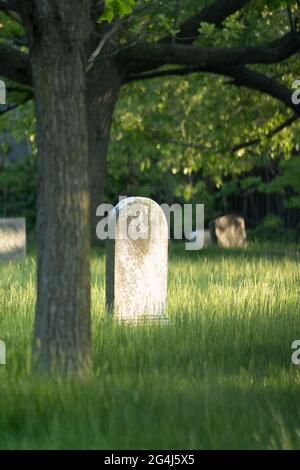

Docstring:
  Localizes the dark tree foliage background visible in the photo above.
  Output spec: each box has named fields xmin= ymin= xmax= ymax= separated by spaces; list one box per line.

xmin=1 ymin=0 xmax=300 ymax=241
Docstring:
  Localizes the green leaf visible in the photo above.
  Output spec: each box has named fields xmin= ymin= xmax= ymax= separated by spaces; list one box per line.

xmin=100 ymin=0 xmax=136 ymax=22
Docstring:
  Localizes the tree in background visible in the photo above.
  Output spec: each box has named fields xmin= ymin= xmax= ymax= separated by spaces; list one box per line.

xmin=1 ymin=0 xmax=300 ymax=239
xmin=107 ymin=68 xmax=300 ymax=233
xmin=14 ymin=0 xmax=92 ymax=373
xmin=0 ymin=0 xmax=300 ymax=373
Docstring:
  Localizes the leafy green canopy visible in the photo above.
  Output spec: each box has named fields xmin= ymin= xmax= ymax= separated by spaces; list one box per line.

xmin=0 ymin=0 xmax=300 ymax=222
xmin=101 ymin=0 xmax=136 ymax=22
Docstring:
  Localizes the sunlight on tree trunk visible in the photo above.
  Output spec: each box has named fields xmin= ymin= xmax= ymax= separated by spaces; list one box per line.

xmin=19 ymin=0 xmax=92 ymax=374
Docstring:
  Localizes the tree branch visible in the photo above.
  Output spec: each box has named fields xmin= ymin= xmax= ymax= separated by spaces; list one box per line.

xmin=0 ymin=43 xmax=32 ymax=86
xmin=0 ymin=91 xmax=32 ymax=116
xmin=160 ymin=0 xmax=250 ymax=45
xmin=120 ymin=31 xmax=300 ymax=70
xmin=143 ymin=114 xmax=298 ymax=156
xmin=232 ymin=114 xmax=299 ymax=153
xmin=86 ymin=20 xmax=120 ymax=72
xmin=216 ymin=65 xmax=300 ymax=117
xmin=125 ymin=66 xmax=201 ymax=83
xmin=123 ymin=0 xmax=251 ymax=76
xmin=126 ymin=61 xmax=300 ymax=123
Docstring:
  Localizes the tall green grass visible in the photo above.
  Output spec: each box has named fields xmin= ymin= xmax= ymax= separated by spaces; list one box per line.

xmin=0 ymin=245 xmax=299 ymax=449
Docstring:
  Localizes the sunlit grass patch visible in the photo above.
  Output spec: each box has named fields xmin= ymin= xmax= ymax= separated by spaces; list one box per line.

xmin=0 ymin=244 xmax=299 ymax=449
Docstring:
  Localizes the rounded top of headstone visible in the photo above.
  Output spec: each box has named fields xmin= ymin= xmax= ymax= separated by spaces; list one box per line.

xmin=110 ymin=197 xmax=168 ymax=241
xmin=115 ymin=196 xmax=161 ymax=211
xmin=215 ymin=214 xmax=245 ymax=229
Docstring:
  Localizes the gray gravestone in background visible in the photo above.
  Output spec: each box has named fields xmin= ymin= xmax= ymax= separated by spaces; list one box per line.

xmin=210 ymin=214 xmax=247 ymax=248
xmin=0 ymin=218 xmax=26 ymax=261
xmin=106 ymin=197 xmax=168 ymax=322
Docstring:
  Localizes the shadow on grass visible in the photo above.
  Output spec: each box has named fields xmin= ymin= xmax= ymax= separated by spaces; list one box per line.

xmin=92 ymin=310 xmax=300 ymax=382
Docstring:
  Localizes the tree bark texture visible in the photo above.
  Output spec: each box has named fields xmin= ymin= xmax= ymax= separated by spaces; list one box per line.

xmin=20 ymin=0 xmax=92 ymax=373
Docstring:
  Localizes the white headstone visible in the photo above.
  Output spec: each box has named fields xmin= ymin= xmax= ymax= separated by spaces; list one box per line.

xmin=0 ymin=218 xmax=26 ymax=261
xmin=106 ymin=197 xmax=168 ymax=322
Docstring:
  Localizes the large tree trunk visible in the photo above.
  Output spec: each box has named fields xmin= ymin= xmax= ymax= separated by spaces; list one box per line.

xmin=20 ymin=0 xmax=92 ymax=373
xmin=86 ymin=55 xmax=122 ymax=244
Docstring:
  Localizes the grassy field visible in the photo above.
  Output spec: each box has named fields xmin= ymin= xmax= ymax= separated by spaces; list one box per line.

xmin=0 ymin=244 xmax=299 ymax=449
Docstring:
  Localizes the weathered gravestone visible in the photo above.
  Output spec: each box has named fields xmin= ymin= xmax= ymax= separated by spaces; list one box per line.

xmin=106 ymin=197 xmax=168 ymax=322
xmin=210 ymin=214 xmax=246 ymax=248
xmin=0 ymin=218 xmax=26 ymax=261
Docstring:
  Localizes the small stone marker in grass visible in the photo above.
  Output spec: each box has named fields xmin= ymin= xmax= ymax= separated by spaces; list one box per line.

xmin=210 ymin=214 xmax=247 ymax=248
xmin=0 ymin=218 xmax=26 ymax=261
xmin=106 ymin=197 xmax=168 ymax=322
